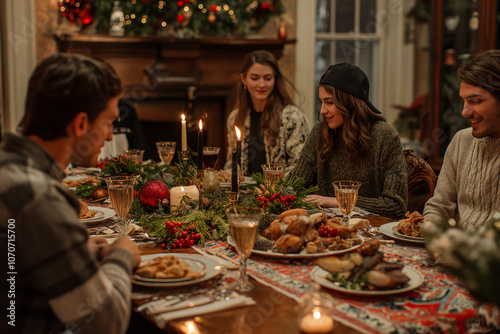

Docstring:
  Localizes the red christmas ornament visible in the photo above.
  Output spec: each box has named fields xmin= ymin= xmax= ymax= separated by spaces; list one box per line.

xmin=209 ymin=4 xmax=217 ymax=12
xmin=176 ymin=14 xmax=185 ymax=24
xmin=58 ymin=0 xmax=94 ymax=27
xmin=177 ymin=0 xmax=184 ymax=7
xmin=140 ymin=180 xmax=170 ymax=209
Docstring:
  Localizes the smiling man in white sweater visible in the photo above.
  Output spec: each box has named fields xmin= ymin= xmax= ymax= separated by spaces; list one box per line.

xmin=424 ymin=50 xmax=500 ymax=229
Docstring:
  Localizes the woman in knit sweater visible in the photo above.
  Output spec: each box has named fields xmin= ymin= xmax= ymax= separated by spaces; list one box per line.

xmin=293 ymin=64 xmax=408 ymax=220
xmin=224 ymin=50 xmax=309 ymax=175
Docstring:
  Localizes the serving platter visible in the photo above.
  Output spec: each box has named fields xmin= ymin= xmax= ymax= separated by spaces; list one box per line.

xmin=133 ymin=257 xmax=207 ymax=283
xmin=378 ymin=222 xmax=426 ymax=245
xmin=132 ymin=253 xmax=221 ymax=288
xmin=227 ymin=235 xmax=364 ymax=259
xmin=79 ymin=206 xmax=115 ymax=224
xmin=312 ymin=266 xmax=424 ymax=296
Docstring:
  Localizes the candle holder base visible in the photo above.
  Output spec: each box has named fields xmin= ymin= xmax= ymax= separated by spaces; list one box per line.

xmin=228 ymin=191 xmax=239 ymax=207
xmin=181 ymin=151 xmax=189 ymax=162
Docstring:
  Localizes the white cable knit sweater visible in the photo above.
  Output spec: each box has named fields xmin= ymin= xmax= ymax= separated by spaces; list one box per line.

xmin=423 ymin=128 xmax=500 ymax=229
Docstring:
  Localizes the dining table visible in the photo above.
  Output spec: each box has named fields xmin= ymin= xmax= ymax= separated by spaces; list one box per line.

xmin=104 ymin=213 xmax=499 ymax=334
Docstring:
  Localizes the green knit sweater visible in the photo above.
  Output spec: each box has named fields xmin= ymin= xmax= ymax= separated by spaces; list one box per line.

xmin=293 ymin=121 xmax=408 ymax=220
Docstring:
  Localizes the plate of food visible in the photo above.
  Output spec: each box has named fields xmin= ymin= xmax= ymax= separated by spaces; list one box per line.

xmin=227 ymin=209 xmax=364 ymax=259
xmin=134 ymin=255 xmax=207 ymax=283
xmin=132 ymin=254 xmax=222 ymax=288
xmin=78 ymin=204 xmax=115 ymax=224
xmin=312 ymin=238 xmax=424 ymax=295
xmin=63 ymin=175 xmax=99 ymax=190
xmin=379 ymin=222 xmax=426 ymax=244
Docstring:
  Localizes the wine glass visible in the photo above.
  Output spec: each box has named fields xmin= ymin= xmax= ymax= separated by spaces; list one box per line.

xmin=105 ymin=176 xmax=135 ymax=237
xmin=124 ymin=149 xmax=144 ymax=163
xmin=156 ymin=141 xmax=177 ymax=165
xmin=203 ymin=146 xmax=221 ymax=170
xmin=261 ymin=163 xmax=286 ymax=187
xmin=333 ymin=180 xmax=361 ymax=226
xmin=225 ymin=207 xmax=263 ymax=292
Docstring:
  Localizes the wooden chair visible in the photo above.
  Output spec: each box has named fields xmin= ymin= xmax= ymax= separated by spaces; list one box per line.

xmin=404 ymin=149 xmax=438 ymax=212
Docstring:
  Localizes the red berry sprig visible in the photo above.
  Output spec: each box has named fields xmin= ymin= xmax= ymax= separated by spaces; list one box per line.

xmin=163 ymin=221 xmax=201 ymax=249
xmin=257 ymin=193 xmax=297 ymax=210
xmin=318 ymin=225 xmax=339 ymax=238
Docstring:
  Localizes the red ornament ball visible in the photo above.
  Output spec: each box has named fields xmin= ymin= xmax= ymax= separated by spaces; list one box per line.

xmin=140 ymin=180 xmax=170 ymax=209
xmin=177 ymin=0 xmax=184 ymax=7
xmin=209 ymin=4 xmax=217 ymax=12
xmin=176 ymin=14 xmax=185 ymax=23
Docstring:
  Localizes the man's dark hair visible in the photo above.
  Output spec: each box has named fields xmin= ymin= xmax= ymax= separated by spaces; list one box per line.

xmin=20 ymin=53 xmax=122 ymax=140
xmin=457 ymin=50 xmax=500 ymax=100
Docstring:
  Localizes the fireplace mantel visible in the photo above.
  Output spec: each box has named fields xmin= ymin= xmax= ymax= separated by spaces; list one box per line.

xmin=55 ymin=34 xmax=293 ymax=164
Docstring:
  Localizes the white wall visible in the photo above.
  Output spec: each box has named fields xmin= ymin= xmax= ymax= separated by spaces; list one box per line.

xmin=1 ymin=1 xmax=36 ymax=134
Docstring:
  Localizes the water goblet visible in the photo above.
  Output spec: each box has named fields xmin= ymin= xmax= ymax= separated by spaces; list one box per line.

xmin=261 ymin=163 xmax=286 ymax=187
xmin=124 ymin=149 xmax=144 ymax=163
xmin=225 ymin=207 xmax=263 ymax=292
xmin=105 ymin=176 xmax=135 ymax=237
xmin=333 ymin=180 xmax=361 ymax=226
xmin=203 ymin=146 xmax=221 ymax=170
xmin=156 ymin=141 xmax=177 ymax=165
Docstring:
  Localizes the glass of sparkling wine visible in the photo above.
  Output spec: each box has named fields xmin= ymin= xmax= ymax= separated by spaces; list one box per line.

xmin=333 ymin=180 xmax=361 ymax=226
xmin=156 ymin=141 xmax=177 ymax=165
xmin=226 ymin=207 xmax=263 ymax=292
xmin=105 ymin=176 xmax=135 ymax=237
xmin=261 ymin=163 xmax=286 ymax=186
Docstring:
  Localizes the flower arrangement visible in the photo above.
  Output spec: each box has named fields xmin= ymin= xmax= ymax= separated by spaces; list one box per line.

xmin=424 ymin=213 xmax=500 ymax=307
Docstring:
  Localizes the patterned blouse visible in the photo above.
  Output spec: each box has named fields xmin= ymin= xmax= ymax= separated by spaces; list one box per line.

xmin=224 ymin=104 xmax=310 ymax=175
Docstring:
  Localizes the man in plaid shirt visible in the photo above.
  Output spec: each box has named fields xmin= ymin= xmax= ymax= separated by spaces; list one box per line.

xmin=0 ymin=53 xmax=140 ymax=333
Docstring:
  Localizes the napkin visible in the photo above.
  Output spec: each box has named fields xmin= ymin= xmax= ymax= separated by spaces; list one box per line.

xmin=147 ymin=294 xmax=255 ymax=329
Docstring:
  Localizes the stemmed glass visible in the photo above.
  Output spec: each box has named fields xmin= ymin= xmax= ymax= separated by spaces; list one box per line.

xmin=105 ymin=176 xmax=135 ymax=237
xmin=156 ymin=141 xmax=177 ymax=165
xmin=261 ymin=163 xmax=286 ymax=187
xmin=333 ymin=180 xmax=361 ymax=226
xmin=124 ymin=149 xmax=144 ymax=163
xmin=203 ymin=147 xmax=221 ymax=170
xmin=226 ymin=207 xmax=263 ymax=292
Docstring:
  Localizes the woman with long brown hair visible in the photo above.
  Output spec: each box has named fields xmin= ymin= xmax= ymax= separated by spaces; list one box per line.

xmin=225 ymin=50 xmax=309 ymax=175
xmin=293 ymin=63 xmax=407 ymax=220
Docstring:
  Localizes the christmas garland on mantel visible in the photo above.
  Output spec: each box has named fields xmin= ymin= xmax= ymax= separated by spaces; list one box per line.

xmin=59 ymin=0 xmax=284 ymax=38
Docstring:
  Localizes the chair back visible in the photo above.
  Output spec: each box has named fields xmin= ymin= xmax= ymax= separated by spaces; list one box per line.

xmin=404 ymin=149 xmax=438 ymax=212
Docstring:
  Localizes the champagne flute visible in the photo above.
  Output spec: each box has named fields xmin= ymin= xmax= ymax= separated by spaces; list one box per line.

xmin=226 ymin=207 xmax=263 ymax=292
xmin=333 ymin=181 xmax=361 ymax=226
xmin=203 ymin=146 xmax=221 ymax=170
xmin=156 ymin=141 xmax=177 ymax=165
xmin=261 ymin=163 xmax=286 ymax=187
xmin=105 ymin=176 xmax=135 ymax=237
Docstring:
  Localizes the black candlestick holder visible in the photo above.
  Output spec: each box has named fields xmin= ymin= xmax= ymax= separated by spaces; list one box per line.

xmin=181 ymin=150 xmax=189 ymax=162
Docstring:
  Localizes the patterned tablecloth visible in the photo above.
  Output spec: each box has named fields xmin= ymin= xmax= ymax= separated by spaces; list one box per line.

xmin=195 ymin=242 xmax=500 ymax=334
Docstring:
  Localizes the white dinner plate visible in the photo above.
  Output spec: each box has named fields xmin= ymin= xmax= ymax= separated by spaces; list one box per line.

xmin=227 ymin=235 xmax=364 ymax=259
xmin=220 ymin=177 xmax=256 ymax=188
xmin=391 ymin=226 xmax=426 ymax=241
xmin=379 ymin=222 xmax=426 ymax=245
xmin=132 ymin=253 xmax=222 ymax=287
xmin=79 ymin=206 xmax=115 ymax=224
xmin=133 ymin=256 xmax=207 ymax=283
xmin=312 ymin=266 xmax=424 ymax=296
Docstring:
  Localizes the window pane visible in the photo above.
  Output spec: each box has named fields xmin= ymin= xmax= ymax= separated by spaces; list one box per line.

xmin=335 ymin=0 xmax=355 ymax=33
xmin=336 ymin=40 xmax=355 ymax=64
xmin=360 ymin=0 xmax=377 ymax=33
xmin=315 ymin=40 xmax=332 ymax=84
xmin=316 ymin=0 xmax=331 ymax=33
xmin=358 ymin=41 xmax=380 ymax=108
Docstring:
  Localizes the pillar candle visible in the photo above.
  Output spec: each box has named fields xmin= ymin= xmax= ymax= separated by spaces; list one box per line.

xmin=231 ymin=149 xmax=238 ymax=192
xmin=197 ymin=119 xmax=203 ymax=170
xmin=181 ymin=114 xmax=187 ymax=151
xmin=170 ymin=185 xmax=200 ymax=209
xmin=299 ymin=309 xmax=334 ymax=334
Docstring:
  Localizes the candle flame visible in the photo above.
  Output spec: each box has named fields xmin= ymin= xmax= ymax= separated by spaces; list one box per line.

xmin=199 ymin=119 xmax=203 ymax=131
xmin=180 ymin=186 xmax=184 ymax=191
xmin=235 ymin=126 xmax=241 ymax=140
xmin=181 ymin=114 xmax=185 ymax=121
xmin=313 ymin=310 xmax=321 ymax=320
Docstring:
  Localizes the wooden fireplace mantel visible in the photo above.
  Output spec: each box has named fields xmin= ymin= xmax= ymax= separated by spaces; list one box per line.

xmin=54 ymin=34 xmax=293 ymax=164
